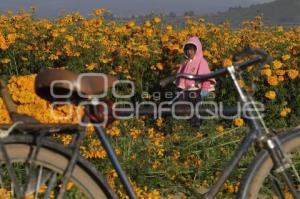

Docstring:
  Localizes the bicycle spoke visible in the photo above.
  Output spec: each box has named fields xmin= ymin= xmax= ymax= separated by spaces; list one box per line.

xmin=269 ymin=173 xmax=285 ymax=199
xmin=34 ymin=166 xmax=43 ymax=199
xmin=0 ymin=167 xmax=4 ymax=188
xmin=43 ymin=172 xmax=57 ymax=199
xmin=11 ymin=182 xmax=14 ymax=198
xmin=0 ymin=141 xmax=22 ymax=199
xmin=290 ymin=160 xmax=300 ymax=183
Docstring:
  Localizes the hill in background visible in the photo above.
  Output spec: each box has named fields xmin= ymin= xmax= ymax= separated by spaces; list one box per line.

xmin=111 ymin=0 xmax=300 ymax=28
xmin=204 ymin=0 xmax=300 ymax=27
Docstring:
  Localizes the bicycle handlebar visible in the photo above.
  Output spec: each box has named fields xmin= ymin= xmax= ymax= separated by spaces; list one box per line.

xmin=159 ymin=48 xmax=272 ymax=88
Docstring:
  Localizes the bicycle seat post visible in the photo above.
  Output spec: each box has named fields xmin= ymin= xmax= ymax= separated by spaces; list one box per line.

xmin=0 ymin=80 xmax=17 ymax=114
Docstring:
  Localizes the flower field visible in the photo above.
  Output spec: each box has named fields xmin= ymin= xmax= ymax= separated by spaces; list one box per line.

xmin=0 ymin=9 xmax=300 ymax=198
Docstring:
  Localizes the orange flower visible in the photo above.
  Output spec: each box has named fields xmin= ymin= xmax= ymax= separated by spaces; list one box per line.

xmin=280 ymin=107 xmax=291 ymax=117
xmin=275 ymin=70 xmax=285 ymax=76
xmin=216 ymin=125 xmax=224 ymax=133
xmin=127 ymin=21 xmax=135 ymax=28
xmin=281 ymin=54 xmax=290 ymax=61
xmin=222 ymin=59 xmax=232 ymax=67
xmin=153 ymin=17 xmax=161 ymax=24
xmin=272 ymin=60 xmax=283 ymax=69
xmin=144 ymin=20 xmax=151 ymax=28
xmin=261 ymin=69 xmax=272 ymax=77
xmin=265 ymin=91 xmax=276 ymax=100
xmin=233 ymin=117 xmax=244 ymax=127
xmin=156 ymin=63 xmax=164 ymax=71
xmin=267 ymin=76 xmax=279 ymax=86
xmin=287 ymin=69 xmax=299 ymax=79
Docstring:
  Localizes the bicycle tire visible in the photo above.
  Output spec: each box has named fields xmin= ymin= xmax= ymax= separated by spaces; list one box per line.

xmin=0 ymin=134 xmax=117 ymax=199
xmin=238 ymin=127 xmax=300 ymax=199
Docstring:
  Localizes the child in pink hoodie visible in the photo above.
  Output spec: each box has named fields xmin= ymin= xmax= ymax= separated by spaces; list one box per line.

xmin=176 ymin=36 xmax=215 ymax=95
xmin=176 ymin=36 xmax=215 ymax=127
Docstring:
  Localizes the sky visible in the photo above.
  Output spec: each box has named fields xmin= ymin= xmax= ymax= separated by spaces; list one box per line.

xmin=0 ymin=0 xmax=275 ymax=18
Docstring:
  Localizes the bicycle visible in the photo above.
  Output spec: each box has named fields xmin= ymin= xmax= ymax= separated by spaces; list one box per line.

xmin=0 ymin=48 xmax=299 ymax=199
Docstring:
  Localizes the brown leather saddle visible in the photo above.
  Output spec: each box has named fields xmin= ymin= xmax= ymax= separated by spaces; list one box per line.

xmin=35 ymin=68 xmax=117 ymax=103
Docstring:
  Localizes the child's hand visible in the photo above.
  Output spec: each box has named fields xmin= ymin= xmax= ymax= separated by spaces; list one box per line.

xmin=200 ymin=91 xmax=209 ymax=97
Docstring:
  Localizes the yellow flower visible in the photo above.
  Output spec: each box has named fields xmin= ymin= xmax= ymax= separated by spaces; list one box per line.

xmin=280 ymin=107 xmax=291 ymax=117
xmin=0 ymin=58 xmax=11 ymax=64
xmin=165 ymin=25 xmax=173 ymax=32
xmin=287 ymin=69 xmax=299 ymax=79
xmin=94 ymin=8 xmax=105 ymax=16
xmin=49 ymin=54 xmax=59 ymax=60
xmin=267 ymin=76 xmax=279 ymax=86
xmin=216 ymin=125 xmax=224 ymax=133
xmin=66 ymin=182 xmax=74 ymax=191
xmin=156 ymin=63 xmax=164 ymax=71
xmin=107 ymin=126 xmax=121 ymax=137
xmin=282 ymin=54 xmax=290 ymax=61
xmin=144 ymin=20 xmax=151 ymax=28
xmin=129 ymin=127 xmax=142 ymax=139
xmin=0 ymin=34 xmax=9 ymax=50
xmin=127 ymin=21 xmax=135 ymax=28
xmin=238 ymin=80 xmax=245 ymax=88
xmin=153 ymin=17 xmax=161 ymax=24
xmin=7 ymin=33 xmax=17 ymax=44
xmin=233 ymin=117 xmax=244 ymax=127
xmin=222 ymin=58 xmax=232 ymax=67
xmin=155 ymin=117 xmax=164 ymax=127
xmin=278 ymin=76 xmax=285 ymax=82
xmin=85 ymin=63 xmax=98 ymax=71
xmin=261 ymin=69 xmax=272 ymax=77
xmin=65 ymin=35 xmax=75 ymax=42
xmin=265 ymin=91 xmax=276 ymax=100
xmin=275 ymin=70 xmax=285 ymax=76
xmin=272 ymin=60 xmax=283 ymax=69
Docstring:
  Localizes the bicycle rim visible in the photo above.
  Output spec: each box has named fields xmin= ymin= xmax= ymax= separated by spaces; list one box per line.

xmin=0 ymin=135 xmax=116 ymax=199
xmin=238 ymin=127 xmax=300 ymax=199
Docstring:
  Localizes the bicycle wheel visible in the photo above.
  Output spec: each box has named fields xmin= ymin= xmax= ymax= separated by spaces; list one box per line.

xmin=0 ymin=135 xmax=117 ymax=199
xmin=238 ymin=127 xmax=300 ymax=199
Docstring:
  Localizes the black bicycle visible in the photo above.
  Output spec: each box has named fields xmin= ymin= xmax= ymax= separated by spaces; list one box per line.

xmin=0 ymin=48 xmax=300 ymax=199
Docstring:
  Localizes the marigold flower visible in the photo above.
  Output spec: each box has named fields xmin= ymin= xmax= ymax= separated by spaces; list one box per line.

xmin=0 ymin=34 xmax=9 ymax=50
xmin=85 ymin=63 xmax=98 ymax=71
xmin=280 ymin=107 xmax=291 ymax=117
xmin=0 ymin=58 xmax=11 ymax=64
xmin=222 ymin=58 xmax=232 ymax=67
xmin=272 ymin=60 xmax=283 ymax=69
xmin=287 ymin=69 xmax=299 ymax=79
xmin=282 ymin=54 xmax=290 ymax=61
xmin=233 ymin=117 xmax=244 ymax=127
xmin=93 ymin=8 xmax=106 ymax=16
xmin=153 ymin=17 xmax=161 ymax=24
xmin=107 ymin=126 xmax=121 ymax=137
xmin=216 ymin=125 xmax=224 ymax=133
xmin=265 ymin=91 xmax=276 ymax=100
xmin=278 ymin=76 xmax=285 ymax=82
xmin=129 ymin=127 xmax=142 ymax=139
xmin=275 ymin=70 xmax=286 ymax=76
xmin=261 ymin=69 xmax=272 ymax=77
xmin=126 ymin=21 xmax=135 ymax=28
xmin=165 ymin=25 xmax=173 ymax=32
xmin=144 ymin=20 xmax=151 ymax=28
xmin=155 ymin=117 xmax=164 ymax=127
xmin=156 ymin=63 xmax=164 ymax=71
xmin=267 ymin=76 xmax=279 ymax=86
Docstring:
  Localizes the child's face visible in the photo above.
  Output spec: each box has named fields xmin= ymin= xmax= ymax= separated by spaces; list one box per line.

xmin=185 ymin=45 xmax=196 ymax=59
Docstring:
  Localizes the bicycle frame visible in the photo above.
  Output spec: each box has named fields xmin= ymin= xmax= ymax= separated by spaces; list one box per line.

xmin=85 ymin=65 xmax=300 ymax=199
xmin=1 ymin=62 xmax=299 ymax=198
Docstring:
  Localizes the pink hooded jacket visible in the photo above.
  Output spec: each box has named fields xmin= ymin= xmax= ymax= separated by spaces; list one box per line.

xmin=176 ymin=37 xmax=215 ymax=91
